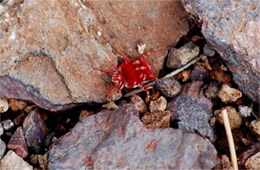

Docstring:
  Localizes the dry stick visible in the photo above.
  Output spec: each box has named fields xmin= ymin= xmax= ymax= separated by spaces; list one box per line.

xmin=222 ymin=109 xmax=238 ymax=170
xmin=124 ymin=54 xmax=204 ymax=97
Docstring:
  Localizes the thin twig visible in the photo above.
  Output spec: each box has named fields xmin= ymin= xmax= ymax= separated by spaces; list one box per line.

xmin=222 ymin=109 xmax=238 ymax=170
xmin=124 ymin=54 xmax=204 ymax=97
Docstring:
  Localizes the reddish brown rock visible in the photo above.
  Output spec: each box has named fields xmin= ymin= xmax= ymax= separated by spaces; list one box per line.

xmin=141 ymin=110 xmax=171 ymax=128
xmin=23 ymin=109 xmax=48 ymax=153
xmin=48 ymin=105 xmax=218 ymax=169
xmin=149 ymin=96 xmax=167 ymax=112
xmin=130 ymin=95 xmax=147 ymax=114
xmin=182 ymin=0 xmax=260 ymax=102
xmin=7 ymin=127 xmax=28 ymax=158
xmin=214 ymin=106 xmax=242 ymax=130
xmin=168 ymin=81 xmax=215 ymax=141
xmin=218 ymin=84 xmax=242 ymax=103
xmin=0 ymin=0 xmax=189 ymax=111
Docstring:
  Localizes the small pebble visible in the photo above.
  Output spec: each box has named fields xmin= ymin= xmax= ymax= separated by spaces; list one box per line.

xmin=102 ymin=102 xmax=118 ymax=110
xmin=155 ymin=77 xmax=181 ymax=98
xmin=249 ymin=120 xmax=260 ymax=135
xmin=79 ymin=110 xmax=94 ymax=121
xmin=142 ymin=110 xmax=171 ymax=128
xmin=0 ymin=123 xmax=4 ymax=136
xmin=1 ymin=119 xmax=15 ymax=131
xmin=204 ymin=82 xmax=220 ymax=99
xmin=149 ymin=96 xmax=167 ymax=112
xmin=214 ymin=106 xmax=242 ymax=129
xmin=218 ymin=84 xmax=242 ymax=103
xmin=0 ymin=139 xmax=6 ymax=159
xmin=203 ymin=44 xmax=215 ymax=57
xmin=190 ymin=65 xmax=209 ymax=81
xmin=29 ymin=154 xmax=38 ymax=165
xmin=0 ymin=98 xmax=9 ymax=113
xmin=38 ymin=154 xmax=48 ymax=170
xmin=245 ymin=152 xmax=260 ymax=170
xmin=8 ymin=99 xmax=27 ymax=112
xmin=238 ymin=105 xmax=252 ymax=117
xmin=130 ymin=95 xmax=147 ymax=113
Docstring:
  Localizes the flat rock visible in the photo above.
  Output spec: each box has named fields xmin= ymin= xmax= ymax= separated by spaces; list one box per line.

xmin=168 ymin=81 xmax=215 ymax=141
xmin=23 ymin=109 xmax=48 ymax=153
xmin=182 ymin=0 xmax=260 ymax=102
xmin=7 ymin=127 xmax=28 ymax=158
xmin=48 ymin=104 xmax=218 ymax=169
xmin=0 ymin=0 xmax=189 ymax=111
xmin=0 ymin=150 xmax=33 ymax=170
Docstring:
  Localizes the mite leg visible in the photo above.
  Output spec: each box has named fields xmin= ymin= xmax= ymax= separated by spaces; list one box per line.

xmin=119 ymin=56 xmax=130 ymax=63
xmin=104 ymin=84 xmax=117 ymax=99
xmin=116 ymin=84 xmax=124 ymax=93
xmin=93 ymin=68 xmax=114 ymax=76
xmin=108 ymin=60 xmax=119 ymax=71
xmin=148 ymin=76 xmax=157 ymax=81
xmin=141 ymin=84 xmax=150 ymax=98
xmin=139 ymin=49 xmax=155 ymax=61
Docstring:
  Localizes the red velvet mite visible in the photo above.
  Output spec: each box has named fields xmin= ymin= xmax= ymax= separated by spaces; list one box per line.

xmin=94 ymin=49 xmax=157 ymax=99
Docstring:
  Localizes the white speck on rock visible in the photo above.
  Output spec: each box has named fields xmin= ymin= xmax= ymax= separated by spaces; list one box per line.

xmin=8 ymin=31 xmax=16 ymax=40
xmin=97 ymin=31 xmax=102 ymax=36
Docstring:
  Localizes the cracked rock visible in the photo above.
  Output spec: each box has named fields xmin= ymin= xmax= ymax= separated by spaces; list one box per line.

xmin=0 ymin=0 xmax=189 ymax=111
xmin=48 ymin=104 xmax=218 ymax=169
xmin=182 ymin=0 xmax=260 ymax=102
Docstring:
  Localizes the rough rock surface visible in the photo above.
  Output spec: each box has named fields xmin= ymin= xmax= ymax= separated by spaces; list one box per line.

xmin=48 ymin=104 xmax=218 ymax=169
xmin=168 ymin=81 xmax=215 ymax=141
xmin=0 ymin=0 xmax=189 ymax=111
xmin=182 ymin=0 xmax=260 ymax=102
xmin=0 ymin=151 xmax=33 ymax=170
